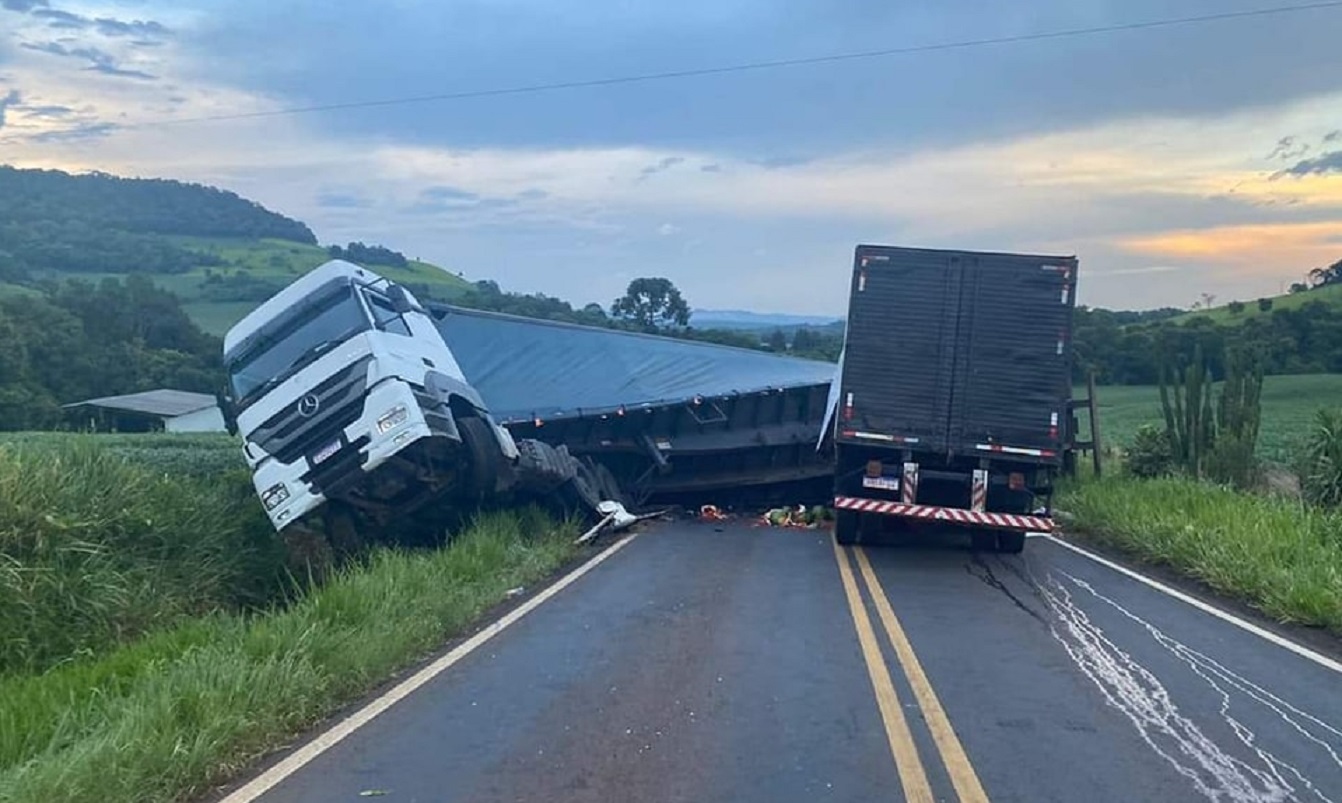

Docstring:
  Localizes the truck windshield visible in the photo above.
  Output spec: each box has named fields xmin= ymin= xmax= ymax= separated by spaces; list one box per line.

xmin=228 ymin=287 xmax=370 ymax=406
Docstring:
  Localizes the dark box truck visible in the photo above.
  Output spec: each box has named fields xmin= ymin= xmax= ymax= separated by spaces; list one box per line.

xmin=831 ymin=244 xmax=1079 ymax=552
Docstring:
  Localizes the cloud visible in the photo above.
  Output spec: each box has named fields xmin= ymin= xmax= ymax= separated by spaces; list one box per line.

xmin=638 ymin=156 xmax=684 ymax=180
xmin=316 ymin=191 xmax=371 ymax=209
xmin=700 ymin=163 xmax=721 ymax=173
xmin=1273 ymin=150 xmax=1342 ymax=179
xmin=1266 ymin=136 xmax=1309 ymax=162
xmin=516 ymin=188 xmax=549 ymax=200
xmin=21 ymin=104 xmax=72 ymax=119
xmin=0 ymin=90 xmax=20 ymax=128
xmin=657 ymin=222 xmax=680 ymax=236
xmin=1120 ymin=222 xmax=1342 ymax=275
xmin=93 ymin=18 xmax=170 ymax=39
xmin=20 ymin=40 xmax=156 ymax=80
xmin=88 ymin=63 xmax=156 ymax=80
xmin=756 ymin=155 xmax=812 ymax=169
xmin=1 ymin=0 xmax=47 ymax=11
xmin=28 ymin=121 xmax=117 ymax=142
xmin=32 ymin=7 xmax=88 ymax=29
xmin=1326 ymin=130 xmax=1342 ymax=144
xmin=421 ymin=185 xmax=479 ymax=202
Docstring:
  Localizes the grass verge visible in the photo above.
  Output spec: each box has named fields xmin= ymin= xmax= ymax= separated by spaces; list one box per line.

xmin=0 ymin=438 xmax=280 ymax=674
xmin=1058 ymin=475 xmax=1342 ymax=632
xmin=0 ymin=507 xmax=578 ymax=803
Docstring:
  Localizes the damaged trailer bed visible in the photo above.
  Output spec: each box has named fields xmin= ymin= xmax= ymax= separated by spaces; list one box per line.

xmin=429 ymin=305 xmax=838 ymax=507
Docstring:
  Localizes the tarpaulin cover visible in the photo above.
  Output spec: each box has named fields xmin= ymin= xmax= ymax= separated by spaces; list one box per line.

xmin=432 ymin=306 xmax=836 ymax=422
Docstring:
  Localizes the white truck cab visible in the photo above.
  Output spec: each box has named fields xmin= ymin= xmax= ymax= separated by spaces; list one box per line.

xmin=222 ymin=260 xmax=518 ymax=534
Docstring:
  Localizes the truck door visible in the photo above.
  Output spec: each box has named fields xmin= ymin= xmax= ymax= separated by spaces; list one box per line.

xmin=841 ymin=247 xmax=964 ymax=453
xmin=948 ymin=254 xmax=1076 ymax=458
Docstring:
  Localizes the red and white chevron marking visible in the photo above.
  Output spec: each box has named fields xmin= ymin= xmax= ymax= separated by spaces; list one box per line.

xmin=834 ymin=496 xmax=1054 ymax=532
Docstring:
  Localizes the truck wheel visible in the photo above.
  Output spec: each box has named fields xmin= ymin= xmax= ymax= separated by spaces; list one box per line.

xmin=324 ymin=503 xmax=365 ymax=556
xmin=997 ymin=530 xmax=1026 ymax=554
xmin=457 ymin=415 xmax=501 ymax=495
xmin=970 ymin=530 xmax=996 ymax=553
xmin=591 ymin=461 xmax=626 ymax=505
xmin=834 ymin=509 xmax=860 ymax=545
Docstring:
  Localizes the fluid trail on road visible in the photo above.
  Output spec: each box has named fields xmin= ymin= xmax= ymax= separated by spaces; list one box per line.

xmin=1039 ymin=567 xmax=1339 ymax=803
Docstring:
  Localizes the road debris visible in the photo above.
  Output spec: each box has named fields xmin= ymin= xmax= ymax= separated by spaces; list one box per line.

xmin=699 ymin=504 xmax=730 ymax=521
xmin=760 ymin=505 xmax=833 ymax=528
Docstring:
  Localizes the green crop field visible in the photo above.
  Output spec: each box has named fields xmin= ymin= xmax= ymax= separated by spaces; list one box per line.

xmin=1082 ymin=373 xmax=1342 ymax=462
xmin=29 ymin=237 xmax=473 ymax=336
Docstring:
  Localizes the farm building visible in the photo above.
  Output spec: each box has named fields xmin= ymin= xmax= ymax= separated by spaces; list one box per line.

xmin=63 ymin=389 xmax=227 ymax=433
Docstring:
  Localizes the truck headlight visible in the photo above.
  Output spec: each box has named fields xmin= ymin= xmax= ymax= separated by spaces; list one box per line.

xmin=376 ymin=404 xmax=409 ymax=434
xmin=261 ymin=482 xmax=290 ymax=511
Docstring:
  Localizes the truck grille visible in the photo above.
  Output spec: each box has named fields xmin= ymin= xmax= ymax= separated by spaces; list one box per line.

xmin=251 ymin=357 xmax=373 ymax=465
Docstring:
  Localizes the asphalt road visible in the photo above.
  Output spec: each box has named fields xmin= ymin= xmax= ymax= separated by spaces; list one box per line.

xmin=231 ymin=522 xmax=1342 ymax=803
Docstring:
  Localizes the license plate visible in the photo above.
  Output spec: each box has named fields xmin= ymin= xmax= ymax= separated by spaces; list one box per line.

xmin=862 ymin=475 xmax=900 ymax=491
xmin=312 ymin=438 xmax=342 ymax=465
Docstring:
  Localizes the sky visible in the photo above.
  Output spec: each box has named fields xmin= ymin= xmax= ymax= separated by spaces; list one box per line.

xmin=2 ymin=0 xmax=1342 ymax=316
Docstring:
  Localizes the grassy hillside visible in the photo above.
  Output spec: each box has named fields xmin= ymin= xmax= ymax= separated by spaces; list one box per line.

xmin=1169 ymin=283 xmax=1342 ymax=326
xmin=31 ymin=237 xmax=471 ymax=335
xmin=0 ymin=167 xmax=471 ymax=335
xmin=1084 ymin=373 xmax=1342 ymax=462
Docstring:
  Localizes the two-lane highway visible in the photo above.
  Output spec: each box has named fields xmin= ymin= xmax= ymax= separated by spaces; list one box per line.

xmin=221 ymin=522 xmax=1342 ymax=803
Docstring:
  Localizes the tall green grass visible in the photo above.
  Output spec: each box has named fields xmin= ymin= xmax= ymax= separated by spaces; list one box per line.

xmin=0 ymin=508 xmax=577 ymax=803
xmin=1059 ymin=476 xmax=1342 ymax=631
xmin=0 ymin=439 xmax=281 ymax=673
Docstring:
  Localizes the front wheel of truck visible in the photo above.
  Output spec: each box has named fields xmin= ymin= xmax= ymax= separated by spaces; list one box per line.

xmin=457 ymin=414 xmax=503 ymax=496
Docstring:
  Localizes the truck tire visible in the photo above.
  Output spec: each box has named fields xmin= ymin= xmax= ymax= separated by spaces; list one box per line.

xmin=834 ymin=509 xmax=860 ymax=545
xmin=590 ymin=460 xmax=625 ymax=505
xmin=457 ymin=415 xmax=501 ymax=495
xmin=997 ymin=530 xmax=1026 ymax=554
xmin=970 ymin=529 xmax=996 ymax=553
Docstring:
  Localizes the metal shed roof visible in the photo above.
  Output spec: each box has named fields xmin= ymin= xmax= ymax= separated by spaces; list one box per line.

xmin=63 ymin=389 xmax=218 ymax=418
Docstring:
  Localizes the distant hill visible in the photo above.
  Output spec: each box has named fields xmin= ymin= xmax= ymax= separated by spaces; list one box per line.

xmin=1168 ymin=283 xmax=1342 ymax=327
xmin=0 ymin=166 xmax=469 ymax=334
xmin=690 ymin=309 xmax=842 ymax=330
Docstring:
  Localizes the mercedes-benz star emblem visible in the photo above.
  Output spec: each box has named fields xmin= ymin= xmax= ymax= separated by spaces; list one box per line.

xmin=297 ymin=394 xmax=321 ymax=418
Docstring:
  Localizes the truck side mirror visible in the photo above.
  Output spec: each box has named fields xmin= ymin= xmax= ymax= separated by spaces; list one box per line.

xmin=217 ymin=391 xmax=239 ymax=436
xmin=387 ymin=284 xmax=417 ymax=315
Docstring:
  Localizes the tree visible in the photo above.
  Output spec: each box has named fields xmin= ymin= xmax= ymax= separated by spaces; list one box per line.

xmin=1228 ymin=301 xmax=1246 ymax=315
xmin=1290 ymin=282 xmax=1310 ymax=294
xmin=1258 ymin=298 xmax=1274 ymax=312
xmin=610 ymin=277 xmax=690 ymax=331
xmin=766 ymin=329 xmax=787 ymax=352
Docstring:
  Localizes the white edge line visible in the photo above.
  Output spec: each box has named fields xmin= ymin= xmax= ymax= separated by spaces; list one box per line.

xmin=220 ymin=532 xmax=641 ymax=803
xmin=1036 ymin=533 xmax=1342 ymax=675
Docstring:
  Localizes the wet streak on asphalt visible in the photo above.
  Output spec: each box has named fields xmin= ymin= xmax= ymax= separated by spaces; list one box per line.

xmin=245 ymin=523 xmax=1342 ymax=803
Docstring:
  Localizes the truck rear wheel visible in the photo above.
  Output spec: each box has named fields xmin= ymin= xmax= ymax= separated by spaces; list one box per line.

xmin=834 ymin=509 xmax=860 ymax=545
xmin=997 ymin=530 xmax=1026 ymax=554
xmin=970 ymin=530 xmax=996 ymax=553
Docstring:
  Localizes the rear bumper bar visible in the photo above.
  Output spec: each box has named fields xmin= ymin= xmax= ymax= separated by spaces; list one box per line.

xmin=834 ymin=495 xmax=1054 ymax=532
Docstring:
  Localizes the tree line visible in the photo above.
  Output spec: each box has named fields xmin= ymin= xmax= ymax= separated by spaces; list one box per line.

xmin=0 ymin=276 xmax=221 ymax=430
xmin=0 ymin=167 xmax=316 ymax=280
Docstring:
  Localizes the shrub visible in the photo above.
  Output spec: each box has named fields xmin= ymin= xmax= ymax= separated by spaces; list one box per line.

xmin=1228 ymin=300 xmax=1246 ymax=315
xmin=1300 ymin=408 xmax=1342 ymax=508
xmin=1258 ymin=298 xmax=1274 ymax=312
xmin=1125 ymin=424 xmax=1174 ymax=478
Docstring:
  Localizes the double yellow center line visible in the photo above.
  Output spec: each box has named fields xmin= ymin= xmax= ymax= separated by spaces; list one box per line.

xmin=832 ymin=541 xmax=991 ymax=803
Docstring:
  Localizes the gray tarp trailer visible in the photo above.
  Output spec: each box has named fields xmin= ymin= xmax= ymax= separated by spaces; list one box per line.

xmin=431 ymin=305 xmax=837 ymax=507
